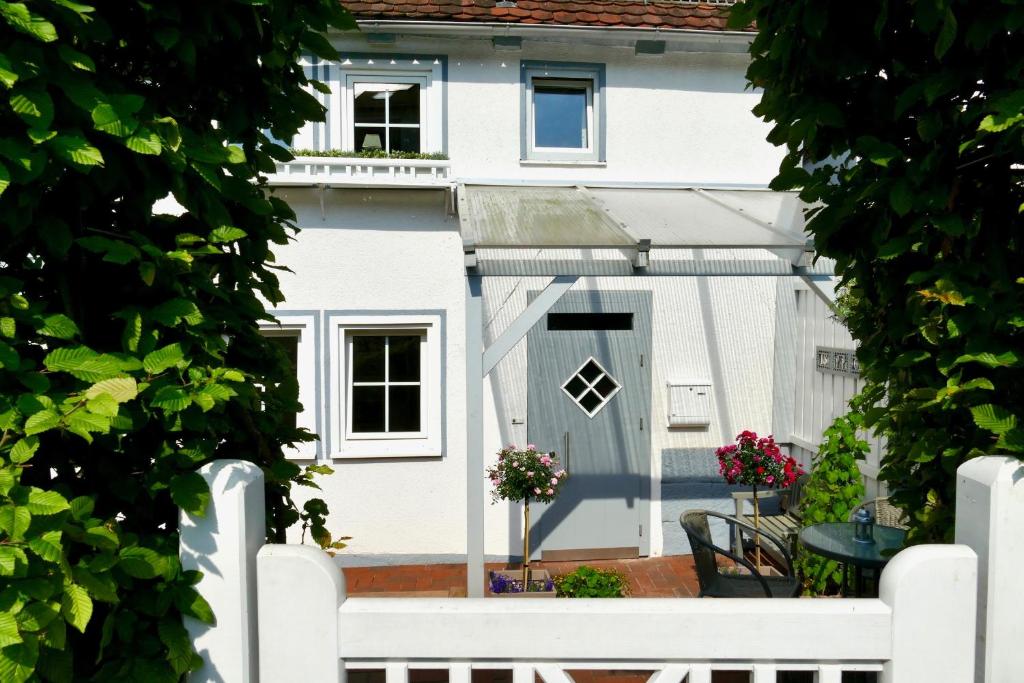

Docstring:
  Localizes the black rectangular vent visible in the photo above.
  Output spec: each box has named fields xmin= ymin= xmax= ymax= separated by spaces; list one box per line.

xmin=547 ymin=313 xmax=633 ymax=331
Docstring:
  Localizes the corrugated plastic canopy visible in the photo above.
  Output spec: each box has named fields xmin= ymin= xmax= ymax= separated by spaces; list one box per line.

xmin=458 ymin=184 xmax=808 ymax=251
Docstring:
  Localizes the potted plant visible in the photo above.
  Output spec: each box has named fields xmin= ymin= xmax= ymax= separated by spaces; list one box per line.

xmin=554 ymin=566 xmax=630 ymax=598
xmin=486 ymin=444 xmax=566 ymax=593
xmin=716 ymin=431 xmax=804 ymax=570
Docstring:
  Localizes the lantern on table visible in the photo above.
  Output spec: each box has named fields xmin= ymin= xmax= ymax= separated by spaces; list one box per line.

xmin=853 ymin=506 xmax=875 ymax=544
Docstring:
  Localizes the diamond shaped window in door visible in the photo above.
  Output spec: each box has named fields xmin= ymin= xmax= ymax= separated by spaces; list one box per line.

xmin=561 ymin=357 xmax=621 ymax=418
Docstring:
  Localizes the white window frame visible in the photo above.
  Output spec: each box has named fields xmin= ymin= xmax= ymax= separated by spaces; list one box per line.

xmin=346 ymin=74 xmax=428 ymax=154
xmin=529 ymin=77 xmax=595 ymax=157
xmin=522 ymin=64 xmax=604 ymax=163
xmin=345 ymin=330 xmax=427 ymax=439
xmin=327 ymin=313 xmax=443 ymax=459
xmin=337 ymin=63 xmax=443 ymax=154
xmin=259 ymin=314 xmax=320 ymax=460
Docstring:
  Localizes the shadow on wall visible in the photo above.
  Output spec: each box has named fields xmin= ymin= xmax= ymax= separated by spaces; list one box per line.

xmin=660 ymin=447 xmax=782 ymax=556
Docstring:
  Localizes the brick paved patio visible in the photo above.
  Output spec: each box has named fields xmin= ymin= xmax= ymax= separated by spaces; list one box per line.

xmin=342 ymin=555 xmax=701 ymax=597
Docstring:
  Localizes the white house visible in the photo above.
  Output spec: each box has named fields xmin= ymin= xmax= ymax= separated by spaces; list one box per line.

xmin=258 ymin=0 xmax=858 ymax=589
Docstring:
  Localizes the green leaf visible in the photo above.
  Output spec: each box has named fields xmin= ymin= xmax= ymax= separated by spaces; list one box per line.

xmin=85 ymin=377 xmax=138 ymax=403
xmin=81 ymin=525 xmax=118 ymax=550
xmin=77 ymin=236 xmax=140 ymax=264
xmin=57 ymin=44 xmax=95 ymax=72
xmin=175 ymin=586 xmax=214 ymax=624
xmin=10 ymin=88 xmax=54 ymax=129
xmin=0 ymin=317 xmax=14 ymax=337
xmin=143 ymin=343 xmax=184 ymax=374
xmin=0 ymin=612 xmax=23 ymax=649
xmin=0 ymin=546 xmax=27 ymax=577
xmin=23 ymin=409 xmax=59 ymax=436
xmin=0 ymin=54 xmax=18 ymax=88
xmin=208 ymin=226 xmax=247 ymax=243
xmin=67 ymin=410 xmax=111 ymax=440
xmin=44 ymin=346 xmax=120 ymax=382
xmin=934 ymin=8 xmax=957 ymax=59
xmin=0 ymin=635 xmax=38 ymax=683
xmin=90 ymin=103 xmax=138 ymax=138
xmin=150 ymin=386 xmax=191 ymax=412
xmin=28 ymin=530 xmax=63 ymax=563
xmin=970 ymin=405 xmax=1017 ymax=435
xmin=170 ymin=472 xmax=210 ymax=517
xmin=9 ymin=436 xmax=38 ymax=464
xmin=0 ymin=2 xmax=58 ymax=42
xmin=16 ymin=601 xmax=59 ymax=633
xmin=0 ymin=161 xmax=8 ymax=198
xmin=48 ymin=135 xmax=104 ymax=167
xmin=125 ymin=129 xmax=162 ymax=155
xmin=25 ymin=489 xmax=69 ymax=516
xmin=38 ymin=314 xmax=78 ymax=340
xmin=892 ymin=350 xmax=930 ymax=367
xmin=0 ymin=506 xmax=30 ymax=540
xmin=150 ymin=299 xmax=202 ymax=326
xmin=117 ymin=546 xmax=165 ymax=579
xmin=61 ymin=583 xmax=92 ymax=633
xmin=158 ymin=617 xmax=196 ymax=675
xmin=995 ymin=429 xmax=1024 ymax=452
xmin=889 ymin=180 xmax=913 ymax=216
xmin=953 ymin=351 xmax=1020 ymax=369
xmin=69 ymin=496 xmax=94 ymax=521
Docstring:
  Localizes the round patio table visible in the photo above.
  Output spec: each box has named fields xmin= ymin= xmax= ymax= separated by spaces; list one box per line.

xmin=799 ymin=522 xmax=907 ymax=597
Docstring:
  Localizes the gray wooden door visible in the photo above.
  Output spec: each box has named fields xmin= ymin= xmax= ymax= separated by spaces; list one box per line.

xmin=527 ymin=290 xmax=653 ymax=560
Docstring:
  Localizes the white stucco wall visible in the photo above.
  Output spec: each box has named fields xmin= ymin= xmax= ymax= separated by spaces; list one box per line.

xmin=266 ymin=31 xmax=788 ymax=559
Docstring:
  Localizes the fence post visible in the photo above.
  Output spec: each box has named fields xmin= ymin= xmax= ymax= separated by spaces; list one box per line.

xmin=879 ymin=544 xmax=977 ymax=683
xmin=257 ymin=544 xmax=346 ymax=683
xmin=955 ymin=456 xmax=1024 ymax=683
xmin=179 ymin=459 xmax=266 ymax=682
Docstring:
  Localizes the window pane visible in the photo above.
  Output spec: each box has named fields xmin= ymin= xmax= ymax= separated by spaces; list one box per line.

xmin=355 ymin=126 xmax=386 ymax=153
xmin=388 ymin=84 xmax=421 ymax=124
xmin=388 ymin=335 xmax=421 ymax=382
xmin=389 ymin=127 xmax=421 ymax=153
xmin=352 ymin=386 xmax=386 ymax=432
xmin=354 ymin=84 xmax=387 ymax=123
xmin=578 ymin=390 xmax=602 ymax=414
xmin=269 ymin=334 xmax=299 ymax=370
xmin=534 ymin=81 xmax=588 ymax=149
xmin=388 ymin=386 xmax=421 ymax=432
xmin=352 ymin=336 xmax=385 ymax=382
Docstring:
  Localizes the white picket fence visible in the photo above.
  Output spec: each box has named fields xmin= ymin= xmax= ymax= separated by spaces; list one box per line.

xmin=180 ymin=457 xmax=1024 ymax=683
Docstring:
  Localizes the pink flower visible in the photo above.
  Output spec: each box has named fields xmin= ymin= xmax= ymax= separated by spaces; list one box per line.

xmin=508 ymin=444 xmax=517 ymax=449
xmin=557 ymin=470 xmax=567 ymax=478
xmin=766 ymin=475 xmax=775 ymax=485
xmin=527 ymin=444 xmax=536 ymax=450
xmin=540 ymin=455 xmax=552 ymax=466
xmin=546 ymin=488 xmax=554 ymax=495
xmin=550 ymin=477 xmax=559 ymax=486
xmin=534 ymin=487 xmax=541 ymax=494
xmin=527 ymin=471 xmax=534 ymax=477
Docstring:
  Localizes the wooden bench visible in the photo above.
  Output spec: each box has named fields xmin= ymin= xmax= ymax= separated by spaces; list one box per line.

xmin=730 ymin=474 xmax=809 ymax=558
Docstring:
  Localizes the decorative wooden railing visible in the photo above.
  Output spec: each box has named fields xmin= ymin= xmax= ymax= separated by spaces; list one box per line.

xmin=264 ymin=156 xmax=452 ymax=188
xmin=181 ymin=457 xmax=1024 ymax=683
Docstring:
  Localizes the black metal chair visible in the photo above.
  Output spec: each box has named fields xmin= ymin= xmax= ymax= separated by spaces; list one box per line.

xmin=680 ymin=509 xmax=801 ymax=598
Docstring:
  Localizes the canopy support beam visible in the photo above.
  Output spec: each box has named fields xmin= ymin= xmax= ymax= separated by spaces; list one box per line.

xmin=467 ymin=274 xmax=578 ymax=597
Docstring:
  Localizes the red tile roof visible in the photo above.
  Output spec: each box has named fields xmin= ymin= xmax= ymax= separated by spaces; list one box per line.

xmin=341 ymin=1 xmax=740 ymax=32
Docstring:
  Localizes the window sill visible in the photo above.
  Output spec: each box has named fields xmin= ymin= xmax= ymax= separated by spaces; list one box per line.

xmin=330 ymin=439 xmax=442 ymax=459
xmin=520 ymin=159 xmax=607 ymax=168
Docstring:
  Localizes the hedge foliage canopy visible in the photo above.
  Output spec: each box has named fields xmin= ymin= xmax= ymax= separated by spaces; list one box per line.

xmin=0 ymin=0 xmax=353 ymax=680
xmin=731 ymin=1 xmax=1023 ymax=542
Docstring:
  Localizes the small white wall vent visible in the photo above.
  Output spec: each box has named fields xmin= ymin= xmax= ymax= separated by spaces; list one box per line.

xmin=667 ymin=381 xmax=711 ymax=428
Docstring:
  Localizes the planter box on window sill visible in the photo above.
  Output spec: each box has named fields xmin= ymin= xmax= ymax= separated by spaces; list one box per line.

xmin=266 ymin=156 xmax=452 ymax=188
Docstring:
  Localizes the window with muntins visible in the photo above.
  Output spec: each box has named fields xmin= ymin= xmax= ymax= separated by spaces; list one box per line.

xmin=327 ymin=312 xmax=444 ymax=459
xmin=347 ymin=332 xmax=424 ymax=435
xmin=522 ymin=62 xmax=605 ymax=163
xmin=351 ymin=79 xmax=424 ymax=153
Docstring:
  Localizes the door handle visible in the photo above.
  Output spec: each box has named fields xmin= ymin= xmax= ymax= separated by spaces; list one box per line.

xmin=563 ymin=431 xmax=570 ymax=475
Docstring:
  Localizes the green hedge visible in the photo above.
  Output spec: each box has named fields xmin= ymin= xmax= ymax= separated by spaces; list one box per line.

xmin=0 ymin=1 xmax=353 ymax=680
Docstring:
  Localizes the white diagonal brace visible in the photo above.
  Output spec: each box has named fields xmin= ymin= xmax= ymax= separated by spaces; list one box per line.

xmin=482 ymin=275 xmax=578 ymax=376
xmin=646 ymin=664 xmax=690 ymax=683
xmin=798 ymin=272 xmax=839 ymax=309
xmin=535 ymin=664 xmax=576 ymax=683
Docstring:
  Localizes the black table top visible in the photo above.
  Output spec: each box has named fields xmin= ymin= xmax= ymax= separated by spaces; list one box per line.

xmin=798 ymin=522 xmax=907 ymax=569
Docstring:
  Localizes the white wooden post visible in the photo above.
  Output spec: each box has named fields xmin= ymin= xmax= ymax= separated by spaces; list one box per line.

xmin=955 ymin=456 xmax=1024 ymax=683
xmin=879 ymin=544 xmax=977 ymax=683
xmin=179 ymin=459 xmax=266 ymax=683
xmin=257 ymin=544 xmax=345 ymax=683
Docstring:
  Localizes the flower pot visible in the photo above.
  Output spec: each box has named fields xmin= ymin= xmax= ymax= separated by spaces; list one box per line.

xmin=488 ymin=569 xmax=556 ymax=598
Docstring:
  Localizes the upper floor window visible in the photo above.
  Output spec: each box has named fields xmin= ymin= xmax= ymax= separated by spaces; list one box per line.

xmin=351 ymin=77 xmax=426 ymax=154
xmin=522 ymin=61 xmax=605 ymax=163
